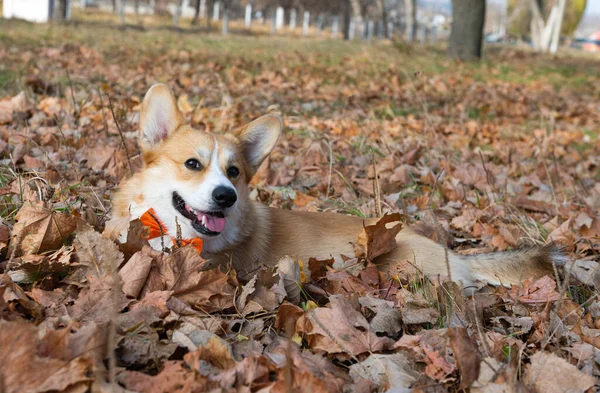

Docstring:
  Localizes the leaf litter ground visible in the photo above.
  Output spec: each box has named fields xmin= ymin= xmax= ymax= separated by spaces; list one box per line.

xmin=1 ymin=19 xmax=600 ymax=393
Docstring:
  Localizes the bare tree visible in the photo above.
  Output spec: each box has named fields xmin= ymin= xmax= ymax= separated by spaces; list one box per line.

xmin=342 ymin=0 xmax=352 ymax=39
xmin=448 ymin=0 xmax=486 ymax=61
xmin=404 ymin=0 xmax=416 ymax=41
xmin=192 ymin=0 xmax=201 ymax=24
xmin=375 ymin=0 xmax=388 ymax=37
xmin=350 ymin=0 xmax=363 ymax=26
xmin=54 ymin=0 xmax=70 ymax=20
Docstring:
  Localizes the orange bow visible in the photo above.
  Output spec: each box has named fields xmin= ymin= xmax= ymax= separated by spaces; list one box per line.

xmin=139 ymin=208 xmax=203 ymax=253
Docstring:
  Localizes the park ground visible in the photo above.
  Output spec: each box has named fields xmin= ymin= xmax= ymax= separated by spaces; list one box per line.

xmin=1 ymin=17 xmax=600 ymax=392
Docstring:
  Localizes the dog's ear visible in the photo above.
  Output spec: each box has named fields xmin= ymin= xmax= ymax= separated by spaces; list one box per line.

xmin=139 ymin=83 xmax=183 ymax=150
xmin=233 ymin=114 xmax=282 ymax=175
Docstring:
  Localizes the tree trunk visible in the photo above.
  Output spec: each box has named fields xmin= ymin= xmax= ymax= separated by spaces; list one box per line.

xmin=350 ymin=0 xmax=362 ymax=25
xmin=448 ymin=0 xmax=486 ymax=61
xmin=206 ymin=0 xmax=213 ymax=27
xmin=342 ymin=0 xmax=351 ymax=40
xmin=404 ymin=0 xmax=416 ymax=41
xmin=54 ymin=0 xmax=71 ymax=20
xmin=192 ymin=0 xmax=201 ymax=25
xmin=549 ymin=0 xmax=565 ymax=53
xmin=375 ymin=0 xmax=388 ymax=37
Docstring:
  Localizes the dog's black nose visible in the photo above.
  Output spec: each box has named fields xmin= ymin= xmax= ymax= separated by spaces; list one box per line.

xmin=212 ymin=186 xmax=237 ymax=208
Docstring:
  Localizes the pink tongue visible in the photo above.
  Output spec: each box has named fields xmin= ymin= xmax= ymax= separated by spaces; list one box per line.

xmin=198 ymin=213 xmax=226 ymax=233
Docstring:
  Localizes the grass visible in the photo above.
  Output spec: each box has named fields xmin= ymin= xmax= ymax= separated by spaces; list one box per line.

xmin=0 ymin=17 xmax=597 ymax=102
xmin=0 ymin=165 xmax=20 ymax=221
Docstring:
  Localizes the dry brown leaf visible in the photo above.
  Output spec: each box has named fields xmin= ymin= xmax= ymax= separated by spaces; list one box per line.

xmin=297 ymin=294 xmax=394 ymax=356
xmin=276 ymin=255 xmax=302 ymax=305
xmin=451 ymin=208 xmax=486 ymax=233
xmin=7 ymin=246 xmax=73 ymax=283
xmin=119 ymin=331 xmax=178 ymax=368
xmin=139 ymin=246 xmax=235 ymax=312
xmin=424 ymin=346 xmax=455 ymax=381
xmin=274 ymin=301 xmax=305 ymax=335
xmin=349 ymin=353 xmax=418 ymax=391
xmin=471 ymin=357 xmax=513 ymax=393
xmin=119 ymin=247 xmax=155 ymax=298
xmin=244 ymin=265 xmax=288 ymax=313
xmin=354 ymin=213 xmax=402 ymax=261
xmin=0 ymin=224 xmax=9 ymax=251
xmin=236 ymin=273 xmax=257 ymax=312
xmin=524 ymin=351 xmax=595 ymax=393
xmin=575 ymin=212 xmax=594 ymax=229
xmin=118 ymin=361 xmax=203 ymax=393
xmin=359 ymin=296 xmax=402 ymax=336
xmin=10 ymin=202 xmax=79 ymax=256
xmin=271 ymin=370 xmax=337 ymax=393
xmin=1 ymin=273 xmax=43 ymax=320
xmin=0 ymin=320 xmax=94 ymax=393
xmin=39 ymin=96 xmax=63 ymax=116
xmin=69 ymin=274 xmax=131 ymax=324
xmin=547 ymin=218 xmax=576 ymax=247
xmin=74 ymin=225 xmax=125 ymax=278
xmin=398 ymin=289 xmax=440 ymax=325
xmin=507 ymin=276 xmax=560 ymax=304
xmin=447 ymin=328 xmax=481 ymax=389
xmin=183 ymin=331 xmax=236 ymax=369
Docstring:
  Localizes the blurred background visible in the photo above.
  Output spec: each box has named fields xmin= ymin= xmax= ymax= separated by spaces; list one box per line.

xmin=2 ymin=0 xmax=600 ymax=53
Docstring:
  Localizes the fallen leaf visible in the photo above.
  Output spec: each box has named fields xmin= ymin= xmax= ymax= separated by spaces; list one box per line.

xmin=69 ymin=274 xmax=131 ymax=324
xmin=493 ymin=316 xmax=534 ymax=335
xmin=118 ymin=361 xmax=203 ymax=393
xmin=424 ymin=346 xmax=455 ymax=381
xmin=119 ymin=247 xmax=155 ymax=298
xmin=354 ymin=213 xmax=402 ymax=261
xmin=236 ymin=272 xmax=257 ymax=312
xmin=349 ymin=353 xmax=418 ymax=391
xmin=524 ymin=351 xmax=595 ymax=393
xmin=575 ymin=212 xmax=593 ymax=229
xmin=276 ymin=255 xmax=302 ymax=305
xmin=10 ymin=202 xmax=79 ymax=256
xmin=140 ymin=246 xmax=235 ymax=312
xmin=451 ymin=208 xmax=486 ymax=233
xmin=507 ymin=276 xmax=560 ymax=304
xmin=359 ymin=296 xmax=402 ymax=336
xmin=471 ymin=357 xmax=512 ymax=393
xmin=547 ymin=218 xmax=576 ymax=247
xmin=0 ymin=320 xmax=94 ymax=393
xmin=183 ymin=330 xmax=236 ymax=369
xmin=274 ymin=302 xmax=305 ymax=335
xmin=297 ymin=295 xmax=394 ymax=356
xmin=398 ymin=289 xmax=440 ymax=325
xmin=1 ymin=273 xmax=43 ymax=320
xmin=447 ymin=328 xmax=481 ymax=389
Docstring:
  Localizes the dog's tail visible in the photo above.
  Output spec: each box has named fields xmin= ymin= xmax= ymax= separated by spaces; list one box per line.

xmin=456 ymin=243 xmax=568 ymax=287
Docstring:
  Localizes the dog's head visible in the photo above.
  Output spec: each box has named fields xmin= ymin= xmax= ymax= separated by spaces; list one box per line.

xmin=137 ymin=83 xmax=281 ymax=246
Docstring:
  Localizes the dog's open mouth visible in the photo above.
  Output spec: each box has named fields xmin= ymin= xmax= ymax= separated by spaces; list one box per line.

xmin=172 ymin=192 xmax=225 ymax=236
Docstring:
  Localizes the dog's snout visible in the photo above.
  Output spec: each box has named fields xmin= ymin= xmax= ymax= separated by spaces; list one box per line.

xmin=212 ymin=186 xmax=237 ymax=208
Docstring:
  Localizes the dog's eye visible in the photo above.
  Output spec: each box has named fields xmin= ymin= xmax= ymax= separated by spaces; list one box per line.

xmin=227 ymin=166 xmax=240 ymax=178
xmin=185 ymin=159 xmax=203 ymax=171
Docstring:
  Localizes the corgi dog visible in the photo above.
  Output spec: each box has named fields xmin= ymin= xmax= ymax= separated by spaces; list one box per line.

xmin=112 ymin=84 xmax=567 ymax=289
